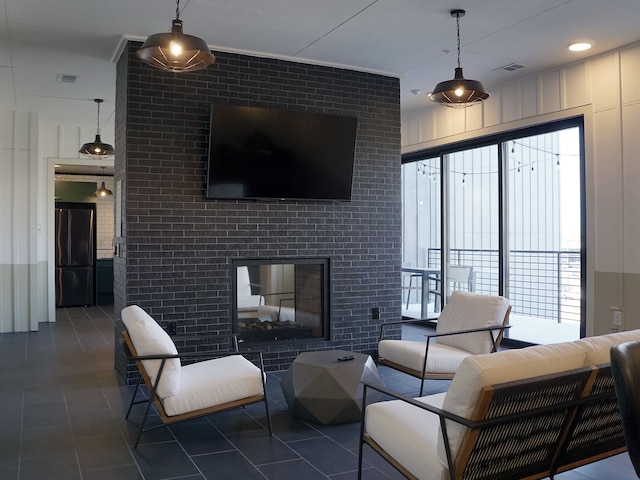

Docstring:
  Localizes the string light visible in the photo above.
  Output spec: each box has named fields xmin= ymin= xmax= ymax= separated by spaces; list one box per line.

xmin=413 ymin=137 xmax=577 ymax=180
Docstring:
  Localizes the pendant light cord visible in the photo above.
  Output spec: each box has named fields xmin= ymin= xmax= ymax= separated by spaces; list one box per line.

xmin=456 ymin=13 xmax=461 ymax=69
xmin=175 ymin=0 xmax=181 ymax=21
xmin=96 ymin=100 xmax=101 ymax=136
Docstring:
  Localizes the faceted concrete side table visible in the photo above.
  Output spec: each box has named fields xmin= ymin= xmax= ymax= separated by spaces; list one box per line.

xmin=280 ymin=350 xmax=382 ymax=425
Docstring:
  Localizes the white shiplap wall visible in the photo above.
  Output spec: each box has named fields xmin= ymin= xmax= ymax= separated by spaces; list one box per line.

xmin=0 ymin=111 xmax=43 ymax=332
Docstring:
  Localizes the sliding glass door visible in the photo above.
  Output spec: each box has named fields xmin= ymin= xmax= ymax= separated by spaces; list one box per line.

xmin=504 ymin=127 xmax=582 ymax=343
xmin=402 ymin=118 xmax=584 ymax=344
xmin=444 ymin=146 xmax=500 ymax=304
xmin=401 ymin=156 xmax=440 ymax=319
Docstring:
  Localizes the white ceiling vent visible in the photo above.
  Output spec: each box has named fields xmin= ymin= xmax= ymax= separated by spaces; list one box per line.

xmin=57 ymin=73 xmax=78 ymax=84
xmin=494 ymin=63 xmax=526 ymax=72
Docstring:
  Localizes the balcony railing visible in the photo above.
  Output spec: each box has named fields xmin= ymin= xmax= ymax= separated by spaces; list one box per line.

xmin=419 ymin=247 xmax=581 ymax=324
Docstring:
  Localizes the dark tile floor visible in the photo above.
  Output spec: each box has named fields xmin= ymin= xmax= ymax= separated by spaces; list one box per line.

xmin=0 ymin=306 xmax=636 ymax=480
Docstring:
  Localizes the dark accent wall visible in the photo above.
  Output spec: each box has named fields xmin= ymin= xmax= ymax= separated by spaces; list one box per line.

xmin=114 ymin=41 xmax=402 ymax=380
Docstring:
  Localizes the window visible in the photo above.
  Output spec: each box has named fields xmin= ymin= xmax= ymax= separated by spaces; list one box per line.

xmin=402 ymin=118 xmax=584 ymax=344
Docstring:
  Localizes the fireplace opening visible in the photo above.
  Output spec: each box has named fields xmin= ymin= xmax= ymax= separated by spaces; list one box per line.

xmin=232 ymin=258 xmax=329 ymax=344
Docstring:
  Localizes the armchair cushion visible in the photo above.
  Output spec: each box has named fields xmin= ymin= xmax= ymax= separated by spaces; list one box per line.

xmin=435 ymin=291 xmax=510 ymax=355
xmin=437 ymin=341 xmax=586 ymax=468
xmin=121 ymin=305 xmax=181 ymax=398
xmin=163 ymin=355 xmax=264 ymax=416
xmin=365 ymin=392 xmax=448 ymax=480
xmin=378 ymin=340 xmax=472 ymax=375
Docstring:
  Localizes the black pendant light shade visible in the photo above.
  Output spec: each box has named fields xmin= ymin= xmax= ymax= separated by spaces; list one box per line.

xmin=137 ymin=0 xmax=215 ymax=73
xmin=79 ymin=134 xmax=114 ymax=157
xmin=95 ymin=167 xmax=113 ymax=197
xmin=79 ymin=99 xmax=114 ymax=157
xmin=430 ymin=10 xmax=490 ymax=108
xmin=95 ymin=181 xmax=113 ymax=197
xmin=429 ymin=67 xmax=490 ymax=107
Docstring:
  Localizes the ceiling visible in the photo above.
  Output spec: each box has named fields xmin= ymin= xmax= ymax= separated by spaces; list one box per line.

xmin=3 ymin=0 xmax=640 ymax=133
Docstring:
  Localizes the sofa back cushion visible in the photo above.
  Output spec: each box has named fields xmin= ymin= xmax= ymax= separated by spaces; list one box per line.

xmin=575 ymin=329 xmax=640 ymax=365
xmin=436 ymin=291 xmax=511 ymax=355
xmin=121 ymin=305 xmax=181 ymax=398
xmin=437 ymin=341 xmax=586 ymax=468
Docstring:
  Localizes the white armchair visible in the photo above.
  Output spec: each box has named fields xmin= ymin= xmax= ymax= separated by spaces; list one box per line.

xmin=378 ymin=291 xmax=511 ymax=395
xmin=121 ymin=305 xmax=272 ymax=448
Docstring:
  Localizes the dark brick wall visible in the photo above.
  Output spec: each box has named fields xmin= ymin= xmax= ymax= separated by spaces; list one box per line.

xmin=114 ymin=41 xmax=401 ymax=380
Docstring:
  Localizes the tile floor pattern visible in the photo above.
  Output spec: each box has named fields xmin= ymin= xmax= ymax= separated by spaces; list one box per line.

xmin=0 ymin=306 xmax=636 ymax=479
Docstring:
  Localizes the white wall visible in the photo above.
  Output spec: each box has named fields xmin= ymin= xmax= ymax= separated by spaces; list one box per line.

xmin=0 ymin=111 xmax=42 ymax=332
xmin=401 ymin=41 xmax=640 ymax=335
xmin=0 ymin=108 xmax=114 ymax=332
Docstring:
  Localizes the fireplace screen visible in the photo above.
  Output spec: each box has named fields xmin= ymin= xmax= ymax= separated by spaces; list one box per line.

xmin=233 ymin=258 xmax=329 ymax=343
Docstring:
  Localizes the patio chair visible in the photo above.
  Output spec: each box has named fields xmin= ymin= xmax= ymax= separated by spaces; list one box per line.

xmin=121 ymin=305 xmax=272 ymax=448
xmin=611 ymin=340 xmax=640 ymax=477
xmin=378 ymin=290 xmax=511 ymax=395
xmin=428 ymin=264 xmax=475 ymax=312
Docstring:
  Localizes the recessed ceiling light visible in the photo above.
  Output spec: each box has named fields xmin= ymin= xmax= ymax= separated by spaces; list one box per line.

xmin=569 ymin=42 xmax=591 ymax=52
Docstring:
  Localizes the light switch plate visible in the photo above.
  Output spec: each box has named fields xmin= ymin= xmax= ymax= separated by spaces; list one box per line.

xmin=611 ymin=309 xmax=623 ymax=330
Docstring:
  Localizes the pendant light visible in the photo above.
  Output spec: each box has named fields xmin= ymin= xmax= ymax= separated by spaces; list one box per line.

xmin=429 ymin=9 xmax=490 ymax=108
xmin=79 ymin=99 xmax=115 ymax=157
xmin=137 ymin=0 xmax=215 ymax=73
xmin=95 ymin=167 xmax=113 ymax=197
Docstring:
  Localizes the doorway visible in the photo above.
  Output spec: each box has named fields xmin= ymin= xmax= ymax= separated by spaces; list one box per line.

xmin=46 ymin=157 xmax=114 ymax=320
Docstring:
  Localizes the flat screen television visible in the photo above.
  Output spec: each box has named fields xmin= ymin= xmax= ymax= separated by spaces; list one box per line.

xmin=206 ymin=104 xmax=358 ymax=201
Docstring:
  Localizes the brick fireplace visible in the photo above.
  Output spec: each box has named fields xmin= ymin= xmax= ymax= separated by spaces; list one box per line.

xmin=113 ymin=41 xmax=402 ymax=382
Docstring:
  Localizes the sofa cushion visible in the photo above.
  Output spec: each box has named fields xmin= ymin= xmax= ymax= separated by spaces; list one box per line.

xmin=379 ymin=340 xmax=472 ymax=374
xmin=575 ymin=329 xmax=640 ymax=365
xmin=163 ymin=355 xmax=264 ymax=416
xmin=437 ymin=341 xmax=586 ymax=468
xmin=121 ymin=305 xmax=181 ymax=399
xmin=365 ymin=392 xmax=448 ymax=480
xmin=435 ymin=291 xmax=510 ymax=355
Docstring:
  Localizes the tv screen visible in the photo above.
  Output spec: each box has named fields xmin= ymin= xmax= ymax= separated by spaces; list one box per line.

xmin=206 ymin=104 xmax=358 ymax=201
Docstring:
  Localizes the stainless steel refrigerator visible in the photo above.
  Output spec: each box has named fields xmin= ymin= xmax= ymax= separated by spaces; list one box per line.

xmin=55 ymin=204 xmax=95 ymax=307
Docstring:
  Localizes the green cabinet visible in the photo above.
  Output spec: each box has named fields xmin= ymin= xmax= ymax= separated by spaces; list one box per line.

xmin=96 ymin=258 xmax=114 ymax=305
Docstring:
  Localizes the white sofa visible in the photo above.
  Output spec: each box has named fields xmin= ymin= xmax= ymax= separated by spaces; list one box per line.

xmin=360 ymin=328 xmax=640 ymax=480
